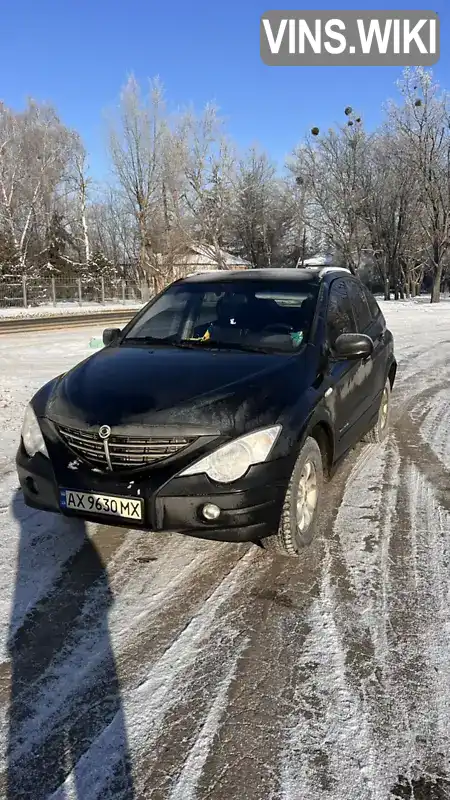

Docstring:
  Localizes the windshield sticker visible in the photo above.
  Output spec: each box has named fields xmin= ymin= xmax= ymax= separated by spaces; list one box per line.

xmin=290 ymin=331 xmax=304 ymax=346
xmin=187 ymin=327 xmax=211 ymax=342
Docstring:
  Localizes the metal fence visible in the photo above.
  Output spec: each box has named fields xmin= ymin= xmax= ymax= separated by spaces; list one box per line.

xmin=0 ymin=274 xmax=152 ymax=309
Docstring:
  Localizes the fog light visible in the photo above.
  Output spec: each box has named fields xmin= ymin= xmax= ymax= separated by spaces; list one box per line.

xmin=201 ymin=503 xmax=221 ymax=521
xmin=25 ymin=477 xmax=38 ymax=495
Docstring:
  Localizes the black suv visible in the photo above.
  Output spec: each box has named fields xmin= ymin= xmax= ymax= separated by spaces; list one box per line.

xmin=16 ymin=267 xmax=396 ymax=557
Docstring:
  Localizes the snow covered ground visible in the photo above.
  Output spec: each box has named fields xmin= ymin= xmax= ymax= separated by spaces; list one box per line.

xmin=0 ymin=302 xmax=142 ymax=319
xmin=0 ymin=299 xmax=449 ymax=799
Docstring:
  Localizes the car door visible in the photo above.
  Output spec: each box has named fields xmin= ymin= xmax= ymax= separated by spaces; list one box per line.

xmin=323 ymin=277 xmax=367 ymax=459
xmin=345 ymin=277 xmax=388 ymax=426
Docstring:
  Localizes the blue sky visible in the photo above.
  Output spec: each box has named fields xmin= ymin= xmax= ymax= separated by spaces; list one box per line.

xmin=2 ymin=0 xmax=449 ymax=178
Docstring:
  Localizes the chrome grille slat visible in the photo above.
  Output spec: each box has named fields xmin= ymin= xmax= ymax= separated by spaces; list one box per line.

xmin=66 ymin=444 xmax=106 ymax=459
xmin=110 ymin=451 xmax=170 ymax=460
xmin=57 ymin=424 xmax=197 ymax=471
xmin=88 ymin=440 xmax=185 ymax=452
xmin=62 ymin=437 xmax=104 ymax=452
xmin=61 ymin=431 xmax=99 ymax=445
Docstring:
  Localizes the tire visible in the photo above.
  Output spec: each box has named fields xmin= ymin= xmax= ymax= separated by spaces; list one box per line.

xmin=262 ymin=436 xmax=323 ymax=557
xmin=363 ymin=378 xmax=391 ymax=444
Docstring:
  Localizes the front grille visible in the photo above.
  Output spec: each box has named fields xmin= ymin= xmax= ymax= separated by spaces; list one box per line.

xmin=57 ymin=424 xmax=197 ymax=471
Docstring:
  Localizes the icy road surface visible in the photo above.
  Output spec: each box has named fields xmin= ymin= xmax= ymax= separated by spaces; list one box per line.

xmin=0 ymin=301 xmax=449 ymax=800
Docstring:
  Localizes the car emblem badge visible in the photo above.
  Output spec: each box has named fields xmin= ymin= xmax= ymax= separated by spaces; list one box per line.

xmin=98 ymin=425 xmax=111 ymax=440
xmin=98 ymin=425 xmax=113 ymax=470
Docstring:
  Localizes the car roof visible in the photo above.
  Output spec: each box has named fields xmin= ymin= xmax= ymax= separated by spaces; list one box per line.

xmin=177 ymin=266 xmax=352 ymax=285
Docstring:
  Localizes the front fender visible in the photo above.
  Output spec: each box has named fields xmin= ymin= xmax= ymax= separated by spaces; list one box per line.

xmin=273 ymin=386 xmax=335 ymax=460
xmin=386 ymin=356 xmax=397 ymax=386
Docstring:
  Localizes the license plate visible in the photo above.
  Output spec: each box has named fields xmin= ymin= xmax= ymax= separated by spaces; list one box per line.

xmin=59 ymin=489 xmax=143 ymax=521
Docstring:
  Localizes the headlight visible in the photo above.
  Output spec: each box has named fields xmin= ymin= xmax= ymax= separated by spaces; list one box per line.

xmin=21 ymin=403 xmax=49 ymax=458
xmin=180 ymin=425 xmax=281 ymax=483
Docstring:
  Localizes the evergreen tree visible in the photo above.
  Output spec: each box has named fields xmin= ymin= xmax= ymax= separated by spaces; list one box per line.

xmin=43 ymin=211 xmax=73 ymax=274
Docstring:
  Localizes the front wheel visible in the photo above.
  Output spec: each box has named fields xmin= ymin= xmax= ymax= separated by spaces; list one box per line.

xmin=262 ymin=436 xmax=323 ymax=557
xmin=363 ymin=378 xmax=391 ymax=444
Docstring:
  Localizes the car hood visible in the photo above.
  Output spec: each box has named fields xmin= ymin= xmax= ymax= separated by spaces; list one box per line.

xmin=45 ymin=344 xmax=308 ymax=434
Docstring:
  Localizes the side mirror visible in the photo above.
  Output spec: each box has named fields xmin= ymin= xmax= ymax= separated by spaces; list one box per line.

xmin=332 ymin=333 xmax=373 ymax=360
xmin=102 ymin=328 xmax=122 ymax=346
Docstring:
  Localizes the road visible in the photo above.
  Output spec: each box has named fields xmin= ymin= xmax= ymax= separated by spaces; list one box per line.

xmin=0 ymin=301 xmax=449 ymax=800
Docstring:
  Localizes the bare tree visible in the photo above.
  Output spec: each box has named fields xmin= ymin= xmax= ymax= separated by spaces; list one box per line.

xmin=4 ymin=68 xmax=450 ymax=307
xmin=228 ymin=149 xmax=295 ymax=267
xmin=109 ymin=75 xmax=169 ymax=291
xmin=289 ymin=114 xmax=370 ymax=274
xmin=357 ymin=130 xmax=423 ymax=299
xmin=387 ymin=67 xmax=450 ymax=302
xmin=169 ymin=105 xmax=235 ymax=268
xmin=0 ymin=100 xmax=74 ymax=272
xmin=67 ymin=138 xmax=92 ymax=267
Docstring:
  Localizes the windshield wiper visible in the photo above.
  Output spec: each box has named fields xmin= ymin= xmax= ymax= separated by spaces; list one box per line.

xmin=124 ymin=337 xmax=283 ymax=354
xmin=124 ymin=336 xmax=197 ymax=349
xmin=181 ymin=339 xmax=273 ymax=354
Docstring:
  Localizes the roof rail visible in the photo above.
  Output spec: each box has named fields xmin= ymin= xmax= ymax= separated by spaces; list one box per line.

xmin=318 ymin=266 xmax=351 ymax=276
xmin=302 ymin=265 xmax=352 ymax=278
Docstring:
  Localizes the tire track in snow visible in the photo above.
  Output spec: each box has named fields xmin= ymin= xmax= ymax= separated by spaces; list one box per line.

xmin=44 ymin=550 xmax=258 ymax=800
xmin=309 ymin=371 xmax=450 ymax=798
xmin=186 ymin=451 xmax=375 ymax=800
xmin=2 ymin=535 xmax=251 ymax=798
xmin=382 ymin=462 xmax=450 ymax=796
xmin=166 ymin=646 xmax=246 ymax=800
xmin=417 ymin=385 xmax=450 ymax=473
xmin=278 ymin=411 xmax=450 ymax=800
xmin=394 ymin=386 xmax=450 ymax=516
xmin=331 ymin=437 xmax=401 ymax=682
xmin=279 ymin=541 xmax=388 ymax=800
xmin=387 ymin=314 xmax=450 ymax=415
xmin=277 ymin=437 xmax=402 ymax=799
xmin=136 ymin=549 xmax=313 ymax=800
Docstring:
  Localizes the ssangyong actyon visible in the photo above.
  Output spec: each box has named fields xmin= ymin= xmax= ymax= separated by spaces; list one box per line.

xmin=16 ymin=268 xmax=396 ymax=556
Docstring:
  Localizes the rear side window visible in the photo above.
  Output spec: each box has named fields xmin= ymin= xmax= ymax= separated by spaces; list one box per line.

xmin=326 ymin=279 xmax=356 ymax=345
xmin=346 ymin=279 xmax=372 ymax=332
xmin=362 ymin=285 xmax=381 ymax=319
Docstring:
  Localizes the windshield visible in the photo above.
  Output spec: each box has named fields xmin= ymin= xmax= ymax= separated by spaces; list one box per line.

xmin=123 ymin=279 xmax=319 ymax=353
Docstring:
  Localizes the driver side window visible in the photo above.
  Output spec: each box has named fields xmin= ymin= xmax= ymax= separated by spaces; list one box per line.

xmin=326 ymin=279 xmax=356 ymax=346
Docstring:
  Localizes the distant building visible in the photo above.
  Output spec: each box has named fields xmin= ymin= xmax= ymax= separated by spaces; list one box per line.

xmin=172 ymin=244 xmax=251 ymax=278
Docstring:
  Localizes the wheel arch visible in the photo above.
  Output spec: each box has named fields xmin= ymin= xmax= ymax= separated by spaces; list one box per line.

xmin=296 ymin=410 xmax=335 ymax=478
xmin=387 ymin=359 xmax=397 ymax=388
xmin=308 ymin=421 xmax=334 ymax=477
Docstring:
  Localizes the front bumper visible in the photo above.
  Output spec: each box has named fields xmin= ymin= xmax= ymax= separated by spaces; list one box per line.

xmin=16 ymin=445 xmax=295 ymax=543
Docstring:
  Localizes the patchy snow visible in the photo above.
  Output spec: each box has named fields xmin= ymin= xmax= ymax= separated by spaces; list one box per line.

xmin=44 ymin=554 xmax=253 ymax=800
xmin=0 ymin=474 xmax=86 ymax=664
xmin=280 ymin=448 xmax=450 ymax=797
xmin=167 ymin=649 xmax=246 ymax=800
xmin=0 ymin=302 xmax=142 ymax=319
xmin=0 ymin=327 xmax=106 ymax=662
xmin=2 ymin=536 xmax=234 ymax=765
xmin=0 ymin=328 xmax=104 ymax=472
xmin=281 ymin=542 xmax=387 ymax=800
xmin=418 ymin=387 xmax=450 ymax=472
